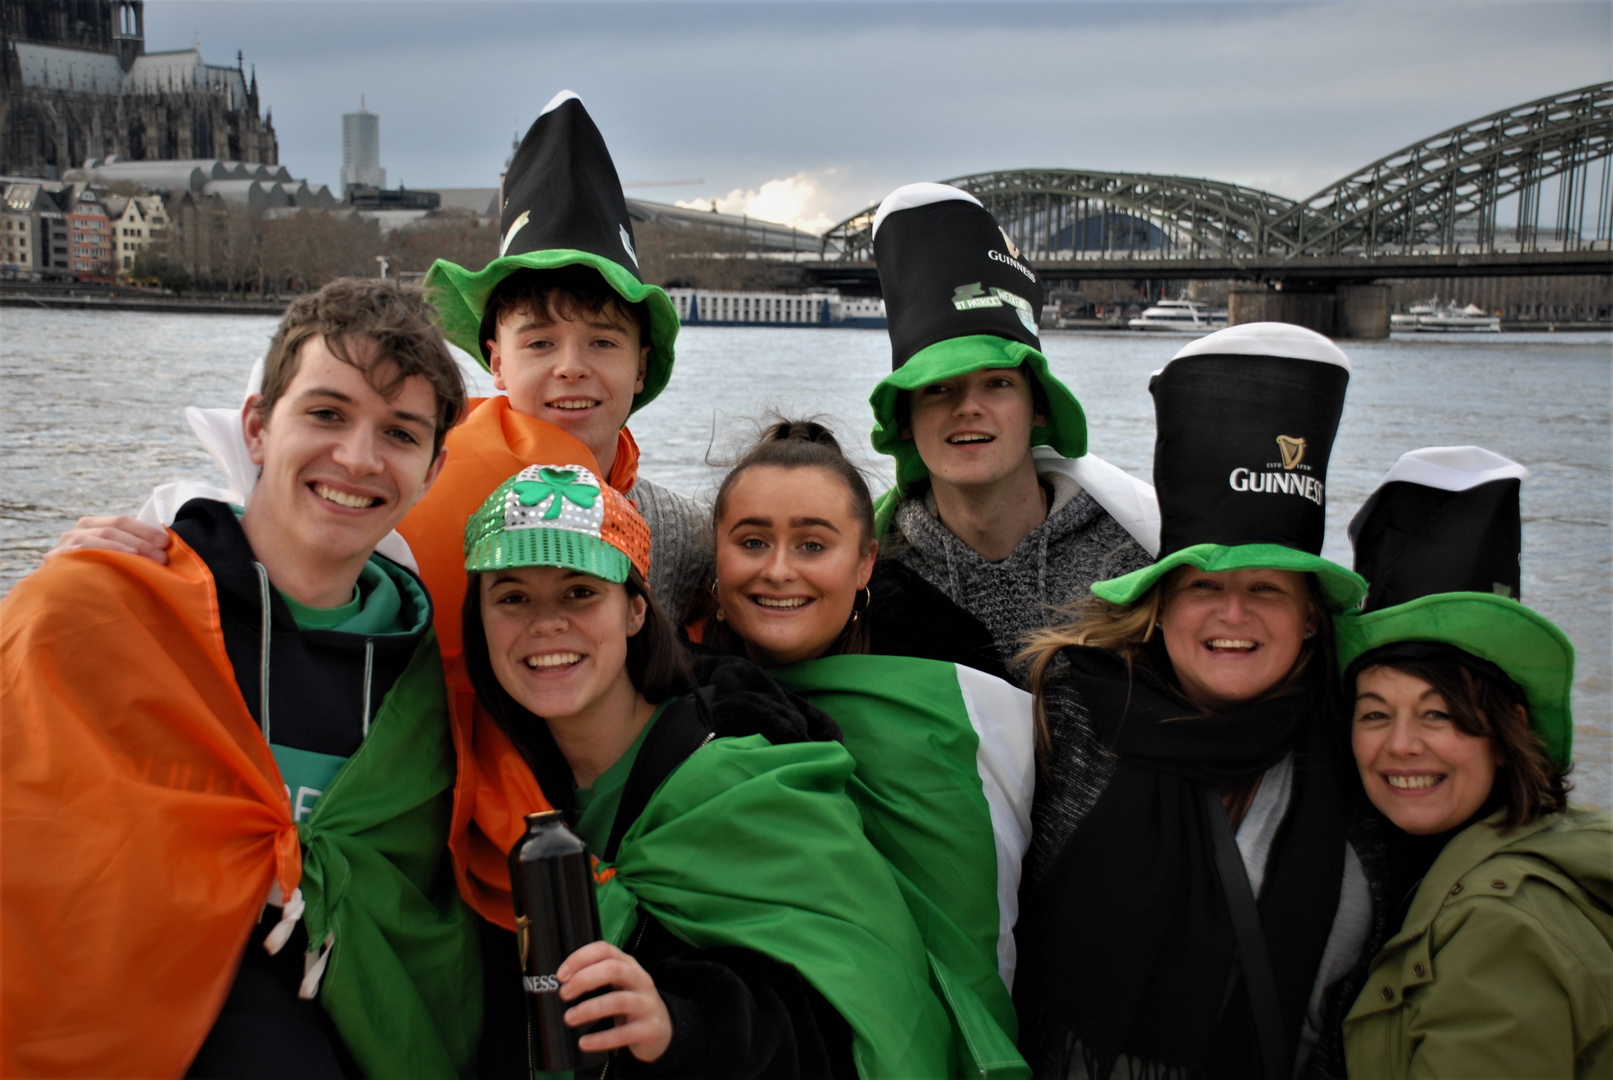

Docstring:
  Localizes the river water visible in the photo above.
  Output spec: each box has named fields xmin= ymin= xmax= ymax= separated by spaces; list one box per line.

xmin=2 ymin=309 xmax=1609 ymax=805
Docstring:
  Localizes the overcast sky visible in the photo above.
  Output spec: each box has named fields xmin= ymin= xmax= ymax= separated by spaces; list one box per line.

xmin=146 ymin=0 xmax=1612 ymax=231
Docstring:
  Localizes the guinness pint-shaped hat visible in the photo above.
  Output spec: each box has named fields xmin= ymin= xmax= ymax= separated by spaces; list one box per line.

xmin=867 ymin=183 xmax=1087 ymax=489
xmin=424 ymin=91 xmax=677 ymax=413
xmin=465 ymin=462 xmax=652 ymax=582
xmin=1334 ymin=446 xmax=1574 ymax=767
xmin=1091 ymin=323 xmax=1367 ymax=611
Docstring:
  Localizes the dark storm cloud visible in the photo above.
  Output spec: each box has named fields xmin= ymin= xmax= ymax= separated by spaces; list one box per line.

xmin=147 ymin=1 xmax=1612 ymax=221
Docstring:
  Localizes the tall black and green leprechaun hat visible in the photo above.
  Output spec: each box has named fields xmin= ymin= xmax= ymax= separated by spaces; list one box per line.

xmin=423 ymin=90 xmax=676 ymax=413
xmin=1091 ymin=322 xmax=1367 ymax=612
xmin=867 ymin=183 xmax=1087 ymax=490
xmin=1335 ymin=445 xmax=1574 ymax=768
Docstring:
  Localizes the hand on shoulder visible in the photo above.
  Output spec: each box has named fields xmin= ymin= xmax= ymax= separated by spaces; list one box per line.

xmin=45 ymin=515 xmax=170 ymax=565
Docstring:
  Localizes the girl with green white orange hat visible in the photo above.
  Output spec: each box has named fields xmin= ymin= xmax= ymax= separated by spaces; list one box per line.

xmin=1336 ymin=445 xmax=1611 ymax=1078
xmin=1013 ymin=323 xmax=1381 ymax=1080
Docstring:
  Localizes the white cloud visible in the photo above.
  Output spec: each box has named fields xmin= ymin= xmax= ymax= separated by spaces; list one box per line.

xmin=676 ymin=170 xmax=847 ymax=234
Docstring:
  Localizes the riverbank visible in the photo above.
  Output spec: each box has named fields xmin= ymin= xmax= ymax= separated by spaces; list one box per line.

xmin=0 ymin=285 xmax=287 ymax=317
xmin=4 ymin=287 xmax=1607 ymax=332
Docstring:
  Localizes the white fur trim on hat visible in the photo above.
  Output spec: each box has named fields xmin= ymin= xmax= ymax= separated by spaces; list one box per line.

xmin=1169 ymin=321 xmax=1351 ymax=370
xmin=872 ymin=183 xmax=983 ymax=239
xmin=1375 ymin=445 xmax=1529 ymax=493
xmin=540 ymin=89 xmax=582 ymax=116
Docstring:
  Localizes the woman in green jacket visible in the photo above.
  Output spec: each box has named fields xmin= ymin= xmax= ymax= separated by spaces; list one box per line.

xmin=1337 ymin=446 xmax=1612 ymax=1079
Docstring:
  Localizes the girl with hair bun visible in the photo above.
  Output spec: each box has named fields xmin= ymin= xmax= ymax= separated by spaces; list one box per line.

xmin=699 ymin=416 xmax=1004 ymax=676
xmin=699 ymin=417 xmax=1038 ymax=1078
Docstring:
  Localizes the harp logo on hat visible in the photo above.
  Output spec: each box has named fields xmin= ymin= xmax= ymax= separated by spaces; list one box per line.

xmin=998 ymin=227 xmax=1021 ymax=260
xmin=619 ymin=224 xmax=638 ymax=268
xmin=1277 ymin=435 xmax=1307 ymax=470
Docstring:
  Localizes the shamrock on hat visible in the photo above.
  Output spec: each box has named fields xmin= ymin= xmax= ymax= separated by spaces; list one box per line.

xmin=465 ymin=462 xmax=651 ymax=583
xmin=424 ymin=90 xmax=678 ymax=414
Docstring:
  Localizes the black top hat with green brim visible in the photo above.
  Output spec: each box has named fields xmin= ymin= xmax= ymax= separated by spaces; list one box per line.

xmin=1333 ymin=445 xmax=1575 ymax=768
xmin=1090 ymin=323 xmax=1366 ymax=613
xmin=422 ymin=90 xmax=677 ymax=414
xmin=866 ymin=183 xmax=1087 ymax=490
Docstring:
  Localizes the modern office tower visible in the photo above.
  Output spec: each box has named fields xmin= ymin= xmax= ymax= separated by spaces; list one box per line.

xmin=341 ymin=97 xmax=385 ymax=193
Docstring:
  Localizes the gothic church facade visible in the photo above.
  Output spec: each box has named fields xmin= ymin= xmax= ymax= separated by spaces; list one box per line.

xmin=1 ymin=0 xmax=277 ymax=178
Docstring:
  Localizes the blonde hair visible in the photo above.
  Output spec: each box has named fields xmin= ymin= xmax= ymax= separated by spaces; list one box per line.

xmin=1017 ymin=586 xmax=1167 ymax=760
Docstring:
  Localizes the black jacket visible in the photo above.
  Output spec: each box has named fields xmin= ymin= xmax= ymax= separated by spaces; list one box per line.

xmin=174 ymin=499 xmax=434 ymax=1080
xmin=477 ymin=654 xmax=856 ymax=1079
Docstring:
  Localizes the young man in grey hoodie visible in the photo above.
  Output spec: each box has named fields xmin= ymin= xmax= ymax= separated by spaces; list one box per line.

xmin=868 ymin=183 xmax=1158 ymax=679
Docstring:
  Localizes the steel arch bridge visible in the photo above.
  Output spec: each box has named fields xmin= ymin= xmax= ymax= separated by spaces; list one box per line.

xmin=819 ymin=82 xmax=1613 ymax=265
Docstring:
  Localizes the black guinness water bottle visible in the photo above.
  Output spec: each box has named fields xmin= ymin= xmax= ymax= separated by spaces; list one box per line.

xmin=509 ymin=810 xmax=609 ymax=1071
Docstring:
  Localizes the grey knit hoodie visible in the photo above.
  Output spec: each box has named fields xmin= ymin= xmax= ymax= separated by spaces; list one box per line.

xmin=890 ymin=468 xmax=1151 ymax=684
xmin=627 ymin=474 xmax=714 ymax=625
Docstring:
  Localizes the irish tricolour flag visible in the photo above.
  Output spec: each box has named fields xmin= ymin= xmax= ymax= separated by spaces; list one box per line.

xmin=773 ymin=655 xmax=1034 ymax=1080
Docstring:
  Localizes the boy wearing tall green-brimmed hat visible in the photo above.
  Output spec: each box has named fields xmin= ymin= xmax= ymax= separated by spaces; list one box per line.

xmin=419 ymin=89 xmax=709 ymax=633
xmin=868 ymin=183 xmax=1157 ymax=680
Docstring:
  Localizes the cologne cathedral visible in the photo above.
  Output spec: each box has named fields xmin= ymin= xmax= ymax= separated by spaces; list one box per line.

xmin=0 ymin=0 xmax=277 ymax=177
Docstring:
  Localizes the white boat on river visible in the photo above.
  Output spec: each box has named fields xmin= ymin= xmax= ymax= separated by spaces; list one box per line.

xmin=1391 ymin=300 xmax=1502 ymax=333
xmin=1128 ymin=298 xmax=1228 ymax=333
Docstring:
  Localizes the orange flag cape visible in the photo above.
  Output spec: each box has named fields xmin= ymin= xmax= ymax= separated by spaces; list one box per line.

xmin=1 ymin=541 xmax=302 ymax=1077
xmin=398 ymin=396 xmax=639 ymax=927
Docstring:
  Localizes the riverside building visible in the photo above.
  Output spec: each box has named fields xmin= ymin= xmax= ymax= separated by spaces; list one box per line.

xmin=666 ymin=288 xmax=887 ymax=328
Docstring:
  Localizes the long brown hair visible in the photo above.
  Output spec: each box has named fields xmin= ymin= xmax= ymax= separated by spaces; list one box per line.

xmin=460 ymin=566 xmax=695 ymax=808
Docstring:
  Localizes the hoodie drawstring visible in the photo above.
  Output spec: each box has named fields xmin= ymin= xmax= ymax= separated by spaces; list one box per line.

xmin=361 ymin=640 xmax=373 ymax=738
xmin=254 ymin=561 xmax=272 ymax=741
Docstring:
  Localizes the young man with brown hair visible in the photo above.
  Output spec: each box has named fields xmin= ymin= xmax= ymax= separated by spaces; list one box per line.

xmin=49 ymin=92 xmax=713 ymax=940
xmin=4 ymin=278 xmax=481 ymax=1079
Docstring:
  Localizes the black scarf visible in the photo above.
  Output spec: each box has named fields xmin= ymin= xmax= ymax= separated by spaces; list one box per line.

xmin=1017 ymin=646 xmax=1346 ymax=1080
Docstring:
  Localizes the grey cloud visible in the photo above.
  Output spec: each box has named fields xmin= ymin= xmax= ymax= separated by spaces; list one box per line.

xmin=149 ymin=1 xmax=1611 ymax=219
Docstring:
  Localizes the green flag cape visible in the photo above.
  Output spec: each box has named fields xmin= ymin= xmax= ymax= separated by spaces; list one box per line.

xmin=595 ymin=734 xmax=955 ymax=1078
xmin=300 ymin=633 xmax=483 ymax=1078
xmin=773 ymin=656 xmax=1034 ymax=1080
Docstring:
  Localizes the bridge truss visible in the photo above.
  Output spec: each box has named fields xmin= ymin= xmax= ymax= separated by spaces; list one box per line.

xmin=819 ymin=82 xmax=1613 ymax=265
xmin=1270 ymin=82 xmax=1612 ymax=256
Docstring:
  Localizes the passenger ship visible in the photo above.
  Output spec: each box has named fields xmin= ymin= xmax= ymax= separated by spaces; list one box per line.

xmin=1390 ymin=300 xmax=1502 ymax=333
xmin=665 ymin=289 xmax=887 ymax=329
xmin=1127 ymin=298 xmax=1228 ymax=333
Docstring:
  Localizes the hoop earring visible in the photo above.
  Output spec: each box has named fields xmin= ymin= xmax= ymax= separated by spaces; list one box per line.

xmin=850 ymin=586 xmax=871 ymax=624
xmin=711 ymin=578 xmax=725 ymax=622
